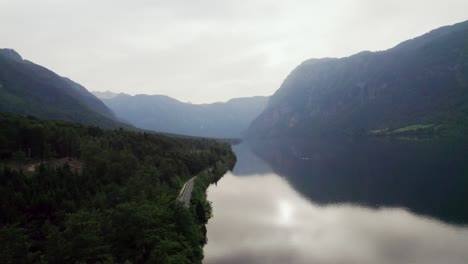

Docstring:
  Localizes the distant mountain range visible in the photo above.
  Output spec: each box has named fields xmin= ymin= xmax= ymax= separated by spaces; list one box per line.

xmin=94 ymin=92 xmax=269 ymax=138
xmin=0 ymin=47 xmax=266 ymax=137
xmin=91 ymin=90 xmax=120 ymax=100
xmin=247 ymin=20 xmax=468 ymax=138
xmin=2 ymin=20 xmax=466 ymax=139
xmin=0 ymin=49 xmax=128 ymax=128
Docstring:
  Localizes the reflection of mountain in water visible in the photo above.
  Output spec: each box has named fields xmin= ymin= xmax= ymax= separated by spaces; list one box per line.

xmin=242 ymin=138 xmax=468 ymax=224
xmin=231 ymin=143 xmax=274 ymax=176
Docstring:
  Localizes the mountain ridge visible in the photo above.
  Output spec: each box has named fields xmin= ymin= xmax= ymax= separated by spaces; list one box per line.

xmin=0 ymin=49 xmax=129 ymax=129
xmin=247 ymin=20 xmax=468 ymax=138
xmin=97 ymin=92 xmax=269 ymax=138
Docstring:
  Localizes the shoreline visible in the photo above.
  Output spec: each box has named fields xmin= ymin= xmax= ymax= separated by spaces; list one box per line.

xmin=189 ymin=150 xmax=237 ymax=263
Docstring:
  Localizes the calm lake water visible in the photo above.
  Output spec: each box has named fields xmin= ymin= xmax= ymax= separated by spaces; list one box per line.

xmin=204 ymin=138 xmax=468 ymax=264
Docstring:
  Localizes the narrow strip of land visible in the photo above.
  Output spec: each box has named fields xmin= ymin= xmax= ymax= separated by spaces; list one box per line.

xmin=178 ymin=176 xmax=197 ymax=208
xmin=178 ymin=167 xmax=215 ymax=208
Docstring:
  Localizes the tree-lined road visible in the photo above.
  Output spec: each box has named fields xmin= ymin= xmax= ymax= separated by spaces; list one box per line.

xmin=178 ymin=166 xmax=216 ymax=208
xmin=178 ymin=176 xmax=196 ymax=208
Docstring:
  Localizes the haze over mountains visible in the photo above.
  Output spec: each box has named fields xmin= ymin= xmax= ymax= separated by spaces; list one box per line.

xmin=0 ymin=47 xmax=267 ymax=138
xmin=95 ymin=92 xmax=269 ymax=138
xmin=1 ymin=20 xmax=467 ymax=140
xmin=92 ymin=91 xmax=120 ymax=100
xmin=0 ymin=49 xmax=127 ymax=128
xmin=247 ymin=20 xmax=468 ymax=138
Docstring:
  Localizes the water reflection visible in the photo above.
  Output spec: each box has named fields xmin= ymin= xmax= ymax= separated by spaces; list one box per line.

xmin=205 ymin=141 xmax=468 ymax=264
xmin=247 ymin=138 xmax=468 ymax=224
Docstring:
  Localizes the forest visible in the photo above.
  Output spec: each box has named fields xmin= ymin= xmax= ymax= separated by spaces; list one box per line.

xmin=0 ymin=113 xmax=236 ymax=263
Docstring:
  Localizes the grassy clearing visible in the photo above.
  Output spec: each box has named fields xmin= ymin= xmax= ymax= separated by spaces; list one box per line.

xmin=368 ymin=123 xmax=436 ymax=137
xmin=369 ymin=128 xmax=390 ymax=135
xmin=389 ymin=124 xmax=435 ymax=134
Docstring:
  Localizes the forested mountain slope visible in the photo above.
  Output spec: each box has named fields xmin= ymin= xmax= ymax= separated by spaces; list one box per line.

xmin=0 ymin=49 xmax=127 ymax=128
xmin=0 ymin=113 xmax=235 ymax=263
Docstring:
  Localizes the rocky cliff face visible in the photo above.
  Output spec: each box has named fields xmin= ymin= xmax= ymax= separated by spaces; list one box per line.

xmin=247 ymin=20 xmax=468 ymax=138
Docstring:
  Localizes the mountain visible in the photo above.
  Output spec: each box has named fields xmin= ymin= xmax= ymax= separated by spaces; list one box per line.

xmin=92 ymin=90 xmax=120 ymax=99
xmin=97 ymin=93 xmax=269 ymax=138
xmin=0 ymin=49 xmax=127 ymax=128
xmin=247 ymin=20 xmax=468 ymax=138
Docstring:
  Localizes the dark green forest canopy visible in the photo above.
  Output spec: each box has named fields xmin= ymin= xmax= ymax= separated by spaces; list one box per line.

xmin=0 ymin=113 xmax=235 ymax=264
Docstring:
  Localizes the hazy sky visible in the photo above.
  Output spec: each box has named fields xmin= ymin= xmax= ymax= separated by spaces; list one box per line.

xmin=1 ymin=0 xmax=467 ymax=103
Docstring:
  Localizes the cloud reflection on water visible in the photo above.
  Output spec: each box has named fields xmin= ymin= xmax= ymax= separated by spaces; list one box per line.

xmin=205 ymin=172 xmax=468 ymax=264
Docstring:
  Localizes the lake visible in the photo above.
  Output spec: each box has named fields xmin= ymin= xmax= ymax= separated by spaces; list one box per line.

xmin=204 ymin=138 xmax=468 ymax=264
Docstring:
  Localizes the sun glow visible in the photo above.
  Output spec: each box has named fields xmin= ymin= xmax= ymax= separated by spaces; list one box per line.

xmin=277 ymin=199 xmax=295 ymax=226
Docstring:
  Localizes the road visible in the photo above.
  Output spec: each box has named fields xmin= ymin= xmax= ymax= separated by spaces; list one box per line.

xmin=177 ymin=166 xmax=216 ymax=208
xmin=178 ymin=176 xmax=196 ymax=208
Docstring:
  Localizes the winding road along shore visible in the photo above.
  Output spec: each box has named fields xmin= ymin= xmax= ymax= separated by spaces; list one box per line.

xmin=178 ymin=176 xmax=197 ymax=208
xmin=178 ymin=166 xmax=215 ymax=208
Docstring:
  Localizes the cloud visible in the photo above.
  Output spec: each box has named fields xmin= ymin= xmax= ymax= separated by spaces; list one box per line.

xmin=1 ymin=0 xmax=467 ymax=102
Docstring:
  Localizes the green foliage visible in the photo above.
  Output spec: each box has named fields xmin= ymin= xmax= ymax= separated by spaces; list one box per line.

xmin=0 ymin=225 xmax=32 ymax=264
xmin=0 ymin=112 xmax=235 ymax=263
xmin=369 ymin=123 xmax=436 ymax=137
xmin=390 ymin=124 xmax=435 ymax=133
xmin=367 ymin=122 xmax=468 ymax=139
xmin=190 ymin=152 xmax=236 ymax=245
xmin=12 ymin=150 xmax=27 ymax=162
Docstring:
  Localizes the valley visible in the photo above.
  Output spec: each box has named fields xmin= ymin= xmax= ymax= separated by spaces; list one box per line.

xmin=0 ymin=16 xmax=467 ymax=264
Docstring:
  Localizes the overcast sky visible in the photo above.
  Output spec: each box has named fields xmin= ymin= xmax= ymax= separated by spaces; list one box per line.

xmin=1 ymin=0 xmax=467 ymax=103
